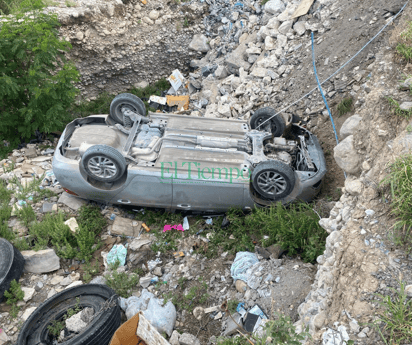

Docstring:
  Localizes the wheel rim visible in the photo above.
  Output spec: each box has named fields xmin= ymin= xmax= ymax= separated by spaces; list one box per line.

xmin=88 ymin=156 xmax=118 ymax=179
xmin=256 ymin=171 xmax=287 ymax=195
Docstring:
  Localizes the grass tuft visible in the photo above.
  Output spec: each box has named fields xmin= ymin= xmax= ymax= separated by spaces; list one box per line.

xmin=373 ymin=281 xmax=412 ymax=344
xmin=397 ymin=21 xmax=412 ymax=62
xmin=337 ymin=97 xmax=353 ymax=117
xmin=387 ymin=97 xmax=412 ymax=119
xmin=381 ymin=154 xmax=412 ymax=250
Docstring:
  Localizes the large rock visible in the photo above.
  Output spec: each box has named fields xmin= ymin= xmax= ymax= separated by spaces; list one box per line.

xmin=264 ymin=0 xmax=285 ymax=14
xmin=66 ymin=312 xmax=87 ymax=333
xmin=293 ymin=21 xmax=306 ymax=36
xmin=188 ymin=34 xmax=210 ymax=53
xmin=333 ymin=135 xmax=361 ymax=174
xmin=21 ymin=249 xmax=60 ymax=274
xmin=344 ymin=178 xmax=363 ymax=196
xmin=58 ymin=192 xmax=87 ymax=211
xmin=340 ymin=114 xmax=362 ymax=139
xmin=225 ymin=43 xmax=251 ymax=74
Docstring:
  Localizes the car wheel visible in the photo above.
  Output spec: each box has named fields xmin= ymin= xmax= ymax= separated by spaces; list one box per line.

xmin=17 ymin=284 xmax=121 ymax=345
xmin=82 ymin=145 xmax=126 ymax=182
xmin=252 ymin=160 xmax=295 ymax=200
xmin=0 ymin=239 xmax=25 ymax=302
xmin=250 ymin=107 xmax=286 ymax=137
xmin=109 ymin=93 xmax=146 ymax=125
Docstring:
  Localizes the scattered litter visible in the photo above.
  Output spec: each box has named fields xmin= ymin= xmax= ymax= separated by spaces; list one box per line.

xmin=204 ymin=306 xmax=220 ymax=314
xmin=149 ymin=95 xmax=167 ymax=105
xmin=119 ymin=289 xmax=176 ymax=337
xmin=142 ymin=223 xmax=150 ymax=232
xmin=163 ymin=224 xmax=184 ymax=232
xmin=166 ymin=95 xmax=190 ymax=111
xmin=173 ymin=251 xmax=185 ymax=258
xmin=167 ymin=69 xmax=185 ymax=91
xmin=183 ymin=217 xmax=189 ymax=230
xmin=205 ymin=218 xmax=213 ymax=225
xmin=109 ymin=213 xmax=116 ymax=221
xmin=64 ymin=217 xmax=79 ymax=233
xmin=106 ymin=244 xmax=127 ymax=266
xmin=147 ymin=258 xmax=162 ymax=271
xmin=292 ymin=0 xmax=315 ymax=19
xmin=231 ymin=251 xmax=259 ymax=284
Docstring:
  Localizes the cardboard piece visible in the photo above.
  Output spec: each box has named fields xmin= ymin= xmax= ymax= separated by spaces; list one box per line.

xmin=166 ymin=95 xmax=189 ymax=111
xmin=167 ymin=70 xmax=185 ymax=91
xmin=292 ymin=0 xmax=315 ymax=18
xmin=109 ymin=312 xmax=170 ymax=345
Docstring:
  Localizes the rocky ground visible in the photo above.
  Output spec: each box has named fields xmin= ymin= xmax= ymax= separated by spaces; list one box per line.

xmin=2 ymin=0 xmax=412 ymax=344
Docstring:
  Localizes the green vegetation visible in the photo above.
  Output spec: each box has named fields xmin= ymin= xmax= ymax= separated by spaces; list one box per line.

xmin=77 ymin=204 xmax=107 ymax=234
xmin=260 ymin=0 xmax=269 ymax=5
xmin=217 ymin=313 xmax=311 ymax=345
xmin=47 ymin=297 xmax=81 ymax=337
xmin=105 ymin=268 xmax=139 ymax=298
xmin=387 ymin=97 xmax=412 ymax=119
xmin=381 ymin=155 xmax=412 ymax=250
xmin=4 ymin=279 xmax=25 ymax=319
xmin=373 ymin=281 xmax=412 ymax=344
xmin=71 ymin=79 xmax=170 ymax=118
xmin=163 ymin=277 xmax=209 ymax=313
xmin=228 ymin=299 xmax=239 ymax=314
xmin=141 ymin=203 xmax=325 ymax=263
xmin=397 ymin=21 xmax=412 ymax=62
xmin=183 ymin=17 xmax=189 ymax=27
xmin=65 ymin=0 xmax=76 ymax=6
xmin=0 ymin=1 xmax=79 ymax=157
xmin=82 ymin=261 xmax=101 ymax=283
xmin=337 ymin=97 xmax=353 ymax=117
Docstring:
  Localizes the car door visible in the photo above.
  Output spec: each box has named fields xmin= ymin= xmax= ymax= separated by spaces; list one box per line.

xmin=110 ymin=167 xmax=172 ymax=209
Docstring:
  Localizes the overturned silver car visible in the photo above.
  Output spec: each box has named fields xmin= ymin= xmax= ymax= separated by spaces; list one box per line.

xmin=52 ymin=94 xmax=326 ymax=212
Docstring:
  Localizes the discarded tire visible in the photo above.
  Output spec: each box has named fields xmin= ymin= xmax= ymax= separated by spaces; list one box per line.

xmin=17 ymin=284 xmax=121 ymax=345
xmin=0 ymin=238 xmax=25 ymax=302
xmin=250 ymin=107 xmax=286 ymax=137
xmin=110 ymin=93 xmax=146 ymax=125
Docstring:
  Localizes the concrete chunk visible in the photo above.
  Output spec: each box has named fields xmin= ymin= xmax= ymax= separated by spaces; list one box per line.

xmin=58 ymin=192 xmax=87 ymax=211
xmin=21 ymin=249 xmax=60 ymax=274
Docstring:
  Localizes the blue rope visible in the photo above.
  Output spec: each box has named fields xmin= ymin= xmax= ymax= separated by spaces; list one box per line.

xmin=256 ymin=1 xmax=409 ymax=131
xmin=311 ymin=32 xmax=346 ymax=179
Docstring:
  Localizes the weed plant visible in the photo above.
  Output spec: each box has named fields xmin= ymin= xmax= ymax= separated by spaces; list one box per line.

xmin=105 ymin=269 xmax=139 ymax=298
xmin=4 ymin=280 xmax=24 ymax=319
xmin=387 ymin=97 xmax=412 ymax=119
xmin=397 ymin=21 xmax=412 ymax=62
xmin=337 ymin=97 xmax=353 ymax=117
xmin=47 ymin=297 xmax=81 ymax=337
xmin=217 ymin=313 xmax=311 ymax=345
xmin=373 ymin=281 xmax=412 ymax=344
xmin=381 ymin=155 xmax=412 ymax=250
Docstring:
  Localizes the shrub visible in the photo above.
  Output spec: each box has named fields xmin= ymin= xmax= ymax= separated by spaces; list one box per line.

xmin=381 ymin=155 xmax=412 ymax=249
xmin=105 ymin=270 xmax=139 ymax=298
xmin=4 ymin=279 xmax=24 ymax=318
xmin=77 ymin=205 xmax=107 ymax=234
xmin=0 ymin=5 xmax=79 ymax=157
xmin=208 ymin=203 xmax=326 ymax=263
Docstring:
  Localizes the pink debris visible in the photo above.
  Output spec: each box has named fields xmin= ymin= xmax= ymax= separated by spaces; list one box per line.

xmin=163 ymin=224 xmax=185 ymax=232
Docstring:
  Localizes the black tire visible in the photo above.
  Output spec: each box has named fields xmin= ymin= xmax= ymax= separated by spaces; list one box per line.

xmin=17 ymin=284 xmax=121 ymax=345
xmin=250 ymin=107 xmax=286 ymax=137
xmin=109 ymin=93 xmax=146 ymax=125
xmin=252 ymin=160 xmax=295 ymax=200
xmin=82 ymin=145 xmax=126 ymax=182
xmin=0 ymin=239 xmax=25 ymax=302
